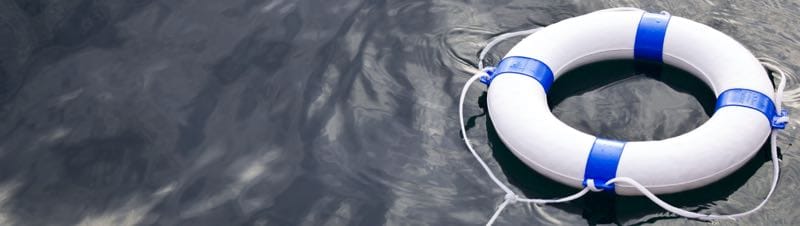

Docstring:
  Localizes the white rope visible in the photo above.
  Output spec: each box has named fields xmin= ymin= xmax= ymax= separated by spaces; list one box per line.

xmin=597 ymin=61 xmax=787 ymax=221
xmin=478 ymin=7 xmax=644 ymax=70
xmin=462 ymin=26 xmax=595 ymax=225
xmin=478 ymin=28 xmax=541 ymax=69
xmin=460 ymin=72 xmax=513 ymax=196
xmin=460 ymin=71 xmax=592 ymax=226
xmin=477 ymin=7 xmax=644 ymax=70
xmin=463 ymin=61 xmax=787 ymax=225
xmin=462 ymin=9 xmax=787 ymax=225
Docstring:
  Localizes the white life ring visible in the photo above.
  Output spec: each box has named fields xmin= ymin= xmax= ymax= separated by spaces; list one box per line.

xmin=483 ymin=10 xmax=787 ymax=195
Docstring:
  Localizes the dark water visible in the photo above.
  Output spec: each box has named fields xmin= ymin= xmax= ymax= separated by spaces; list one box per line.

xmin=1 ymin=0 xmax=799 ymax=225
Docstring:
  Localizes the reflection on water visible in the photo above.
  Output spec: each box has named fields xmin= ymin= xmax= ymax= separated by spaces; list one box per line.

xmin=0 ymin=0 xmax=798 ymax=225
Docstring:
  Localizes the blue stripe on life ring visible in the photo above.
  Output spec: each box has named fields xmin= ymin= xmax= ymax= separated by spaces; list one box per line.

xmin=583 ymin=138 xmax=626 ymax=192
xmin=715 ymin=88 xmax=788 ymax=129
xmin=484 ymin=56 xmax=554 ymax=92
xmin=634 ymin=12 xmax=671 ymax=62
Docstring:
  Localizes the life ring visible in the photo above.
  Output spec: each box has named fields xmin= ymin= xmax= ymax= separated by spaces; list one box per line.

xmin=481 ymin=10 xmax=788 ymax=195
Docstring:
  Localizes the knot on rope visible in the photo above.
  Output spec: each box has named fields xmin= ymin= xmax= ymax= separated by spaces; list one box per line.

xmin=772 ymin=110 xmax=789 ymax=129
xmin=478 ymin=67 xmax=496 ymax=85
xmin=585 ymin=179 xmax=605 ymax=192
xmin=504 ymin=193 xmax=519 ymax=204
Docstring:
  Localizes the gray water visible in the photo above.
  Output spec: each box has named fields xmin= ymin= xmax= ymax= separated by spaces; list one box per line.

xmin=1 ymin=0 xmax=799 ymax=225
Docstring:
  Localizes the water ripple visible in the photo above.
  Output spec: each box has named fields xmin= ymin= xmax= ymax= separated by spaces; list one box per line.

xmin=0 ymin=0 xmax=798 ymax=225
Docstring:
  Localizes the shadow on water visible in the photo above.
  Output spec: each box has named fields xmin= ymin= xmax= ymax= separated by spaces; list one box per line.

xmin=479 ymin=60 xmax=774 ymax=224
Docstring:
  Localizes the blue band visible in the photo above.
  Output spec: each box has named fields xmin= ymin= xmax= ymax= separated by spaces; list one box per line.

xmin=715 ymin=88 xmax=788 ymax=129
xmin=583 ymin=138 xmax=626 ymax=192
xmin=634 ymin=13 xmax=671 ymax=62
xmin=481 ymin=56 xmax=554 ymax=92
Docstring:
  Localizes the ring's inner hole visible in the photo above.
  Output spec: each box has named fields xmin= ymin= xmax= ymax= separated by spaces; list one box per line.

xmin=547 ymin=60 xmax=716 ymax=141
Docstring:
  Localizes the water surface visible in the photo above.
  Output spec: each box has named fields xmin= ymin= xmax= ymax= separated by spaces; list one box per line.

xmin=0 ymin=0 xmax=799 ymax=225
